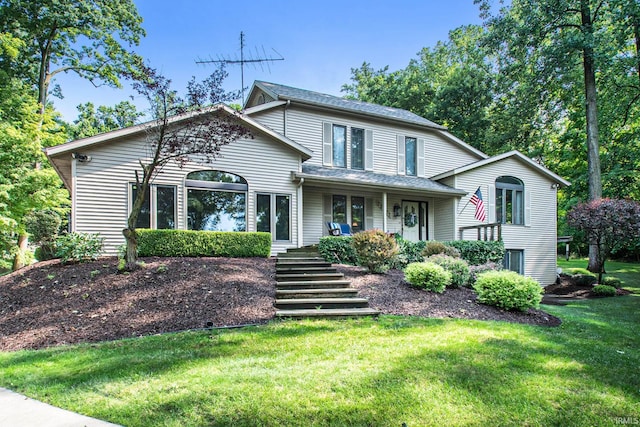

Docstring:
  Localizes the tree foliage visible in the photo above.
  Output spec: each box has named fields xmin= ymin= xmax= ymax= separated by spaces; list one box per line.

xmin=122 ymin=65 xmax=253 ymax=270
xmin=68 ymin=101 xmax=143 ymax=139
xmin=567 ymin=198 xmax=640 ymax=282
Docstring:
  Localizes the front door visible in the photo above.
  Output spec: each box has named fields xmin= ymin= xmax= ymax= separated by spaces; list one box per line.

xmin=402 ymin=201 xmax=420 ymax=242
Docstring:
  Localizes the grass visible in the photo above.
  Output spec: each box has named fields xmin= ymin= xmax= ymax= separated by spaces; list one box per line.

xmin=558 ymin=258 xmax=640 ymax=292
xmin=0 ymin=261 xmax=639 ymax=426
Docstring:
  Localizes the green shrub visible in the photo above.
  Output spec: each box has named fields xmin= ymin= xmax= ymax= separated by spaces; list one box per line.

xmin=136 ymin=230 xmax=271 ymax=257
xmin=392 ymin=237 xmax=427 ymax=269
xmin=592 ymin=284 xmax=617 ymax=296
xmin=404 ymin=262 xmax=451 ymax=293
xmin=563 ymin=267 xmax=592 ymax=276
xmin=24 ymin=209 xmax=62 ymax=261
xmin=425 ymin=254 xmax=470 ymax=288
xmin=573 ymin=273 xmax=597 ymax=287
xmin=318 ymin=236 xmax=357 ymax=265
xmin=473 ymin=270 xmax=542 ymax=311
xmin=422 ymin=241 xmax=460 ymax=258
xmin=602 ymin=276 xmax=623 ymax=288
xmin=351 ymin=229 xmax=398 ymax=273
xmin=443 ymin=240 xmax=505 ymax=265
xmin=56 ymin=232 xmax=104 ymax=264
xmin=468 ymin=262 xmax=503 ymax=286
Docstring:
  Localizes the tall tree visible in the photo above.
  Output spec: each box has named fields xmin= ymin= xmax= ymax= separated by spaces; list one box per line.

xmin=0 ymin=0 xmax=145 ymax=116
xmin=68 ymin=101 xmax=143 ymax=140
xmin=123 ymin=65 xmax=252 ymax=270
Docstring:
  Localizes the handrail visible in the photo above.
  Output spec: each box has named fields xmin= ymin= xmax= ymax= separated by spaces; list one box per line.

xmin=458 ymin=222 xmax=502 ymax=241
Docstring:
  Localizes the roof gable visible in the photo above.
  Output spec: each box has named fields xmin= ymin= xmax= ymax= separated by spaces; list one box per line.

xmin=431 ymin=150 xmax=570 ymax=187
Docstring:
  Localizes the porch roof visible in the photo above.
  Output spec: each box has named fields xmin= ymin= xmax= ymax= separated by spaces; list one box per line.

xmin=294 ymin=165 xmax=467 ymax=196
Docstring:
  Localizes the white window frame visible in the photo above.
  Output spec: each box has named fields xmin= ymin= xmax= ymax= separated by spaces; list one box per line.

xmin=129 ymin=183 xmax=177 ymax=229
xmin=256 ymin=193 xmax=291 ymax=242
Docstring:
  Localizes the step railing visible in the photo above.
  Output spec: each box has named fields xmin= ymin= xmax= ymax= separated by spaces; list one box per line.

xmin=458 ymin=222 xmax=502 ymax=241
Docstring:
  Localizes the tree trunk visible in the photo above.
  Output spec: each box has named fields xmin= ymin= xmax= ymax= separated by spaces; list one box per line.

xmin=581 ymin=2 xmax=603 ymax=273
xmin=122 ymin=227 xmax=138 ymax=271
xmin=12 ymin=233 xmax=29 ymax=271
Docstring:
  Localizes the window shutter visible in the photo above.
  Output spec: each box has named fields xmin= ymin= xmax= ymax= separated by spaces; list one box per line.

xmin=525 ymin=189 xmax=531 ymax=226
xmin=323 ymin=194 xmax=332 ymax=235
xmin=365 ymin=129 xmax=374 ymax=171
xmin=323 ymin=122 xmax=332 ymax=166
xmin=365 ymin=198 xmax=374 ymax=230
xmin=397 ymin=135 xmax=405 ymax=175
xmin=417 ymin=138 xmax=425 ymax=177
xmin=487 ymin=185 xmax=495 ymax=223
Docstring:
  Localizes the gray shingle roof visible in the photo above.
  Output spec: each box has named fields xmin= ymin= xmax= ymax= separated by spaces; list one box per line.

xmin=255 ymin=81 xmax=447 ymax=131
xmin=296 ymin=165 xmax=466 ymax=196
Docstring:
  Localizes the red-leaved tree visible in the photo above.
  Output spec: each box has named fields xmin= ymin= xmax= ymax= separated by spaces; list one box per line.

xmin=567 ymin=198 xmax=640 ymax=283
xmin=122 ymin=64 xmax=252 ymax=270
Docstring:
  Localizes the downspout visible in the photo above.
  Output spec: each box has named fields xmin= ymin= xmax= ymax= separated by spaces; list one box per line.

xmin=284 ymin=100 xmax=290 ymax=137
xmin=71 ymin=156 xmax=77 ymax=232
xmin=296 ymin=177 xmax=304 ymax=248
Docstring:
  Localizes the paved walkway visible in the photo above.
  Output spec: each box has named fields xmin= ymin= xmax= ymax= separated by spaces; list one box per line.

xmin=0 ymin=387 xmax=121 ymax=427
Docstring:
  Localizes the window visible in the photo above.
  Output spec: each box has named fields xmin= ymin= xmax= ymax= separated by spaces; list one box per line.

xmin=130 ymin=184 xmax=176 ymax=229
xmin=496 ymin=176 xmax=524 ymax=225
xmin=405 ymin=137 xmax=417 ymax=176
xmin=503 ymin=249 xmax=524 ymax=274
xmin=186 ymin=170 xmax=247 ymax=232
xmin=333 ymin=124 xmax=346 ymax=167
xmin=351 ymin=127 xmax=364 ymax=170
xmin=332 ymin=195 xmax=347 ymax=223
xmin=351 ymin=196 xmax=365 ymax=233
xmin=257 ymin=193 xmax=291 ymax=241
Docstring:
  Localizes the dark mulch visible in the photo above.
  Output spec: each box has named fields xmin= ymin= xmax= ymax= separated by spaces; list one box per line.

xmin=1 ymin=257 xmax=562 ymax=352
xmin=338 ymin=265 xmax=562 ymax=328
xmin=545 ymin=273 xmax=631 ymax=298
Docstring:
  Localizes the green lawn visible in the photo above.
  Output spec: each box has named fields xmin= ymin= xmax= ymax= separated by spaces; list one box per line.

xmin=558 ymin=258 xmax=640 ymax=292
xmin=1 ymin=262 xmax=639 ymax=426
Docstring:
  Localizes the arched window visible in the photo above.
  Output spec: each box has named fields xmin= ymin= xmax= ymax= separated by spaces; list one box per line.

xmin=496 ymin=176 xmax=524 ymax=225
xmin=186 ymin=170 xmax=247 ymax=232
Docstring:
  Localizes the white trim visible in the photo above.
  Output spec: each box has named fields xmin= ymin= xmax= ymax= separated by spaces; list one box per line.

xmin=71 ymin=158 xmax=77 ymax=232
xmin=242 ymin=100 xmax=287 ymax=115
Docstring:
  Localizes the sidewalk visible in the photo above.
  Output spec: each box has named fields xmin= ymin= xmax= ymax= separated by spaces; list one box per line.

xmin=0 ymin=388 xmax=122 ymax=427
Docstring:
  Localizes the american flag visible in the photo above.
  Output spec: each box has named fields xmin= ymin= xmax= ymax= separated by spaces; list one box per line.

xmin=470 ymin=187 xmax=487 ymax=222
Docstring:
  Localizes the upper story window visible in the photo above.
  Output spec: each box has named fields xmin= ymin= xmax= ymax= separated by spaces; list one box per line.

xmin=496 ymin=176 xmax=524 ymax=225
xmin=351 ymin=128 xmax=364 ymax=170
xmin=332 ymin=124 xmax=346 ymax=167
xmin=186 ymin=170 xmax=247 ymax=232
xmin=405 ymin=137 xmax=417 ymax=176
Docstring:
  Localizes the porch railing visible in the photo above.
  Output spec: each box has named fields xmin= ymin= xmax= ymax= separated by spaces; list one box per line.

xmin=458 ymin=222 xmax=502 ymax=241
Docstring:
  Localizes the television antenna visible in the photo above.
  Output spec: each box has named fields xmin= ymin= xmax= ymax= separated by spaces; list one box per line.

xmin=196 ymin=31 xmax=284 ymax=104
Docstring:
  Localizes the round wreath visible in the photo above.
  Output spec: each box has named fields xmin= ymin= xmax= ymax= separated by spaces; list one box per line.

xmin=404 ymin=211 xmax=418 ymax=228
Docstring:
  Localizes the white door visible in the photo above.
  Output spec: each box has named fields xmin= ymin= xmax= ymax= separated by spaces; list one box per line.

xmin=402 ymin=201 xmax=420 ymax=242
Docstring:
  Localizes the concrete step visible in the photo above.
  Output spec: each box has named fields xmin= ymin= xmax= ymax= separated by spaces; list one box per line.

xmin=277 ymin=252 xmax=322 ymax=258
xmin=276 ymin=259 xmax=330 ymax=266
xmin=276 ymin=280 xmax=352 ymax=290
xmin=275 ymin=297 xmax=369 ymax=310
xmin=275 ymin=307 xmax=379 ymax=318
xmin=276 ymin=288 xmax=359 ymax=299
xmin=276 ymin=272 xmax=344 ymax=282
xmin=276 ymin=266 xmax=337 ymax=274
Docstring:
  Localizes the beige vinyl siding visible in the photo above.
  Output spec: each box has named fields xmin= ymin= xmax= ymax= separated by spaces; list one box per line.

xmin=70 ymin=133 xmax=301 ymax=256
xmin=282 ymin=106 xmax=483 ymax=176
xmin=434 ymin=198 xmax=456 ymax=241
xmin=453 ymin=157 xmax=559 ymax=285
xmin=246 ymin=108 xmax=285 ymax=134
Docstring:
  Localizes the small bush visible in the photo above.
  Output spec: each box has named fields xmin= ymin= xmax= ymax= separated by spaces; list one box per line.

xmin=136 ymin=230 xmax=271 ymax=257
xmin=56 ymin=232 xmax=104 ymax=264
xmin=25 ymin=209 xmax=62 ymax=261
xmin=469 ymin=262 xmax=503 ymax=286
xmin=425 ymin=254 xmax=470 ymax=288
xmin=444 ymin=240 xmax=505 ymax=265
xmin=563 ymin=267 xmax=592 ymax=276
xmin=392 ymin=237 xmax=427 ymax=269
xmin=318 ymin=236 xmax=358 ymax=265
xmin=592 ymin=284 xmax=617 ymax=297
xmin=422 ymin=241 xmax=460 ymax=258
xmin=473 ymin=270 xmax=542 ymax=311
xmin=405 ymin=262 xmax=451 ymax=293
xmin=351 ymin=229 xmax=398 ymax=273
xmin=573 ymin=273 xmax=597 ymax=287
xmin=602 ymin=276 xmax=623 ymax=288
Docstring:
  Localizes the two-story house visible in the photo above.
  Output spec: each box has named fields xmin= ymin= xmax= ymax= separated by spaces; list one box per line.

xmin=45 ymin=81 xmax=569 ymax=284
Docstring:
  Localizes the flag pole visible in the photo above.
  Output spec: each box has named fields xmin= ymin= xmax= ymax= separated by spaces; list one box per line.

xmin=457 ymin=186 xmax=481 ymax=216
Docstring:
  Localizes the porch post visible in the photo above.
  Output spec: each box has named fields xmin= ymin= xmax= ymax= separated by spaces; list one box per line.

xmin=382 ymin=192 xmax=388 ymax=233
xmin=297 ymin=181 xmax=304 ymax=248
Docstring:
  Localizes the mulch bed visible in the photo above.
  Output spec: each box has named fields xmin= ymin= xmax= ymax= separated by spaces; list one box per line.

xmin=1 ymin=257 xmax=562 ymax=352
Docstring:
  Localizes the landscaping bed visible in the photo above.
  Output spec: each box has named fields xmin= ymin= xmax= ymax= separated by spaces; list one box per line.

xmin=1 ymin=257 xmax=560 ymax=351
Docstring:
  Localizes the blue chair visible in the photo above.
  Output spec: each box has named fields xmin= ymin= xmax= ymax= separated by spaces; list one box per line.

xmin=326 ymin=222 xmax=352 ymax=236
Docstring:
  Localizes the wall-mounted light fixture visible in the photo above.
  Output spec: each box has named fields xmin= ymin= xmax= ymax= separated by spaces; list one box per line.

xmin=72 ymin=152 xmax=92 ymax=163
xmin=393 ymin=204 xmax=401 ymax=217
xmin=550 ymin=183 xmax=560 ymax=190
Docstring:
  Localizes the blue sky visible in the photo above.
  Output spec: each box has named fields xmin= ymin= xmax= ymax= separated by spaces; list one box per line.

xmin=52 ymin=0 xmax=483 ymax=122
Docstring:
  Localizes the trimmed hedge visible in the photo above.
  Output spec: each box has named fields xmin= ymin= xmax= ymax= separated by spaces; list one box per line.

xmin=318 ymin=236 xmax=358 ymax=265
xmin=443 ymin=240 xmax=505 ymax=265
xmin=136 ymin=229 xmax=271 ymax=257
xmin=592 ymin=284 xmax=617 ymax=296
xmin=473 ymin=270 xmax=542 ymax=311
